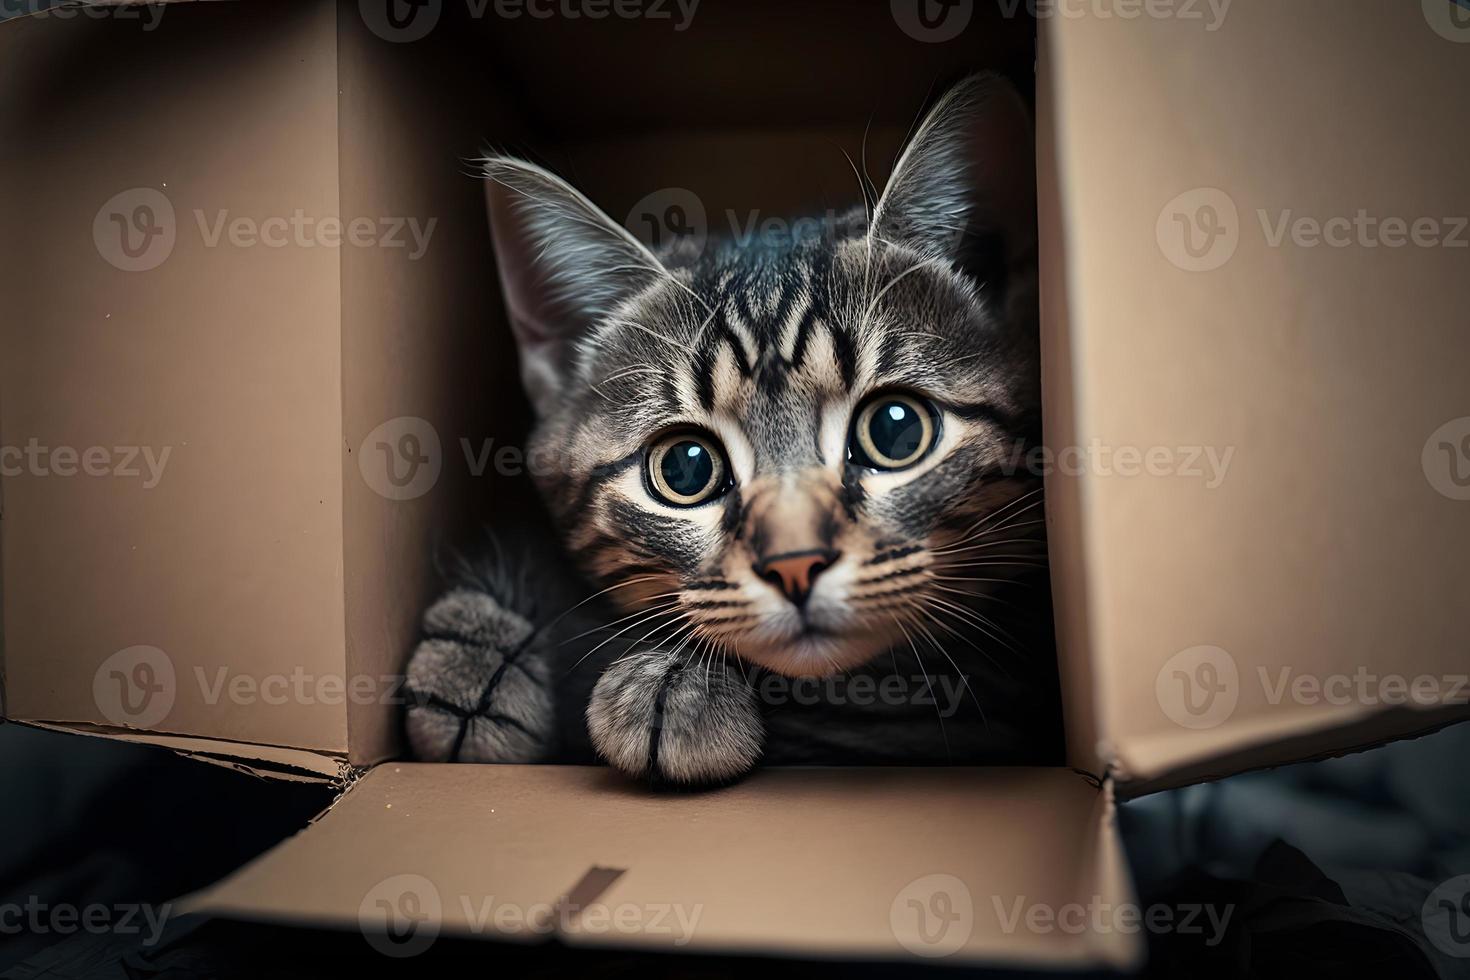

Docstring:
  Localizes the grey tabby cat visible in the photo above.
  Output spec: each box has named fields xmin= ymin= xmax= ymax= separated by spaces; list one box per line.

xmin=404 ymin=73 xmax=1063 ymax=786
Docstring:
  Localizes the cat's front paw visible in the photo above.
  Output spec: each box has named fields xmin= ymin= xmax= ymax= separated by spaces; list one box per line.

xmin=587 ymin=649 xmax=763 ymax=787
xmin=404 ymin=587 xmax=555 ymax=763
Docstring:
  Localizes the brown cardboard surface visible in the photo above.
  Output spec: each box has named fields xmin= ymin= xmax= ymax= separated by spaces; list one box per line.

xmin=334 ymin=7 xmax=521 ymax=768
xmin=0 ymin=2 xmax=351 ymax=753
xmin=185 ymin=764 xmax=1139 ymax=968
xmin=1036 ymin=25 xmax=1101 ymax=778
xmin=1040 ymin=0 xmax=1470 ymax=786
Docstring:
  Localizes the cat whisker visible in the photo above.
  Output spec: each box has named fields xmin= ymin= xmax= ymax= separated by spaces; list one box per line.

xmin=889 ymin=612 xmax=950 ymax=761
xmin=563 ymin=605 xmax=686 ymax=675
xmin=907 ymin=613 xmax=992 ymax=720
xmin=545 ymin=574 xmax=672 ymax=633
xmin=930 ymin=530 xmax=1047 ymax=556
xmin=949 ymin=490 xmax=1046 ymax=543
xmin=558 ymin=595 xmax=681 ymax=646
xmin=913 ymin=604 xmax=1013 ymax=684
xmin=921 ymin=592 xmax=1024 ymax=655
xmin=935 ymin=516 xmax=1046 ymax=557
xmin=933 ymin=563 xmax=1049 ymax=576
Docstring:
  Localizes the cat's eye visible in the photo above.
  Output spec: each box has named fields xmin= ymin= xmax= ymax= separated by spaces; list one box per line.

xmin=646 ymin=430 xmax=731 ymax=507
xmin=849 ymin=391 xmax=939 ymax=471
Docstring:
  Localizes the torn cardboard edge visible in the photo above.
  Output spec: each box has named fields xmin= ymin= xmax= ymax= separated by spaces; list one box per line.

xmin=13 ymin=719 xmax=344 ymax=782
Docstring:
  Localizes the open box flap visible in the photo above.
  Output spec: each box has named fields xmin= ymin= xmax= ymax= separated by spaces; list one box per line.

xmin=184 ymin=764 xmax=1140 ymax=969
xmin=0 ymin=0 xmax=351 ymax=756
xmin=1040 ymin=0 xmax=1470 ymax=791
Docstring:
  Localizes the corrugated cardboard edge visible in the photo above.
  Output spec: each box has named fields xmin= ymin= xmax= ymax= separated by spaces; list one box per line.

xmin=1035 ymin=4 xmax=1103 ymax=781
xmin=12 ymin=719 xmax=344 ymax=782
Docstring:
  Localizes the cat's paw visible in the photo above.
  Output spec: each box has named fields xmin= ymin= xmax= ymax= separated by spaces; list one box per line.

xmin=587 ymin=649 xmax=763 ymax=787
xmin=404 ymin=587 xmax=555 ymax=763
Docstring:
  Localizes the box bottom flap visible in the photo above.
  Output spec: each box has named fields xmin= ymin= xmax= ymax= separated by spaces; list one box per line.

xmin=182 ymin=764 xmax=1138 ymax=969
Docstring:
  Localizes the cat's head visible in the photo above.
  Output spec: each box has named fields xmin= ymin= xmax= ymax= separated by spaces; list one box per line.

xmin=485 ymin=74 xmax=1041 ymax=678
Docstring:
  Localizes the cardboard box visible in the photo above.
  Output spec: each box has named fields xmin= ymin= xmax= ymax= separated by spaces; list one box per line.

xmin=2 ymin=0 xmax=1467 ymax=969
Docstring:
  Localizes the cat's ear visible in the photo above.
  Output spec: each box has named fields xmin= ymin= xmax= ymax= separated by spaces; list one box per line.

xmin=484 ymin=157 xmax=670 ymax=416
xmin=870 ymin=73 xmax=1036 ymax=284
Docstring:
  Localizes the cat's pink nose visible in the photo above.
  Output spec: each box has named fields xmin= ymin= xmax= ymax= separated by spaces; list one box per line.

xmin=754 ymin=549 xmax=837 ymax=607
